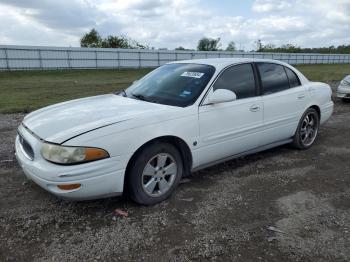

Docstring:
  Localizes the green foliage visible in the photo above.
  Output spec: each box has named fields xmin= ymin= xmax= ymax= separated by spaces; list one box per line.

xmin=175 ymin=46 xmax=186 ymax=50
xmin=80 ymin=29 xmax=148 ymax=49
xmin=101 ymin=35 xmax=129 ymax=48
xmin=256 ymin=41 xmax=350 ymax=54
xmin=128 ymin=38 xmax=149 ymax=49
xmin=226 ymin=41 xmax=236 ymax=52
xmin=255 ymin=39 xmax=263 ymax=52
xmin=0 ymin=69 xmax=152 ymax=113
xmin=174 ymin=46 xmax=194 ymax=51
xmin=197 ymin=37 xmax=221 ymax=51
xmin=80 ymin=29 xmax=102 ymax=48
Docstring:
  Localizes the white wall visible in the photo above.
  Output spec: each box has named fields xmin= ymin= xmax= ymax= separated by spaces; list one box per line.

xmin=0 ymin=45 xmax=349 ymax=70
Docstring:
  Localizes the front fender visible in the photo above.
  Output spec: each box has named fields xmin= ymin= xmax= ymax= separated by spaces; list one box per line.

xmin=63 ymin=110 xmax=198 ymax=170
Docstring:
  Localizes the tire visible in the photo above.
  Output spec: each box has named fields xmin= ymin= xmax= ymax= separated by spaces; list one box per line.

xmin=342 ymin=97 xmax=350 ymax=103
xmin=292 ymin=108 xmax=320 ymax=149
xmin=127 ymin=142 xmax=183 ymax=205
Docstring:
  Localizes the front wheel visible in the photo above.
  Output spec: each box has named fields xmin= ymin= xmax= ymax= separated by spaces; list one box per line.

xmin=292 ymin=108 xmax=320 ymax=149
xmin=127 ymin=142 xmax=183 ymax=205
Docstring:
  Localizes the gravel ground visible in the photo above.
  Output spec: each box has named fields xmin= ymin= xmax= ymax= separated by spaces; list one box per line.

xmin=1 ymin=85 xmax=350 ymax=262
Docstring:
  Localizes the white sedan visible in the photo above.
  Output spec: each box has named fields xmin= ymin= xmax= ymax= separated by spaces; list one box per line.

xmin=15 ymin=58 xmax=334 ymax=205
xmin=337 ymin=75 xmax=350 ymax=100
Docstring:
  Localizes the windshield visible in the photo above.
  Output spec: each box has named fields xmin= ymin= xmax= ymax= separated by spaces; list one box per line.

xmin=124 ymin=63 xmax=215 ymax=107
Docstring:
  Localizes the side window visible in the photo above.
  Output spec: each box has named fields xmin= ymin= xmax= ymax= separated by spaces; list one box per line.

xmin=213 ymin=64 xmax=256 ymax=99
xmin=285 ymin=67 xmax=301 ymax=88
xmin=257 ymin=63 xmax=290 ymax=95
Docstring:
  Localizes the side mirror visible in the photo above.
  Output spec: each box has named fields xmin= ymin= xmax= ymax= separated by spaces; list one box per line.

xmin=206 ymin=89 xmax=237 ymax=104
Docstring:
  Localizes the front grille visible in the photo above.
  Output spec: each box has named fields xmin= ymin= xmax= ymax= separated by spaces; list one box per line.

xmin=18 ymin=133 xmax=34 ymax=160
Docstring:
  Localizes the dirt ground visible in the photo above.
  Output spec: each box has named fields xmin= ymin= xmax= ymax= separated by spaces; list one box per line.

xmin=1 ymin=85 xmax=350 ymax=262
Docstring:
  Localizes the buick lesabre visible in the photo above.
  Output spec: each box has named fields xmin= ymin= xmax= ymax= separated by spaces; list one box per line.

xmin=15 ymin=58 xmax=334 ymax=205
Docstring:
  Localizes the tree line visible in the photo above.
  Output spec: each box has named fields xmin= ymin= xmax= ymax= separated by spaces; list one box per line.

xmin=80 ymin=29 xmax=235 ymax=51
xmin=254 ymin=39 xmax=350 ymax=54
xmin=80 ymin=29 xmax=148 ymax=49
xmin=81 ymin=29 xmax=350 ymax=54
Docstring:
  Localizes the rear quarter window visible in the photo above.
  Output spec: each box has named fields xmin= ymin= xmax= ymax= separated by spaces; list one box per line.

xmin=285 ymin=67 xmax=301 ymax=88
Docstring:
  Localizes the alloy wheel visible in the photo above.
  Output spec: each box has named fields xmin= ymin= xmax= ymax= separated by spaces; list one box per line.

xmin=141 ymin=153 xmax=178 ymax=197
xmin=300 ymin=112 xmax=318 ymax=147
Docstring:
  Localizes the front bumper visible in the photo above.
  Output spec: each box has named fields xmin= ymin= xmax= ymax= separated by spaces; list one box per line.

xmin=15 ymin=125 xmax=126 ymax=200
xmin=337 ymin=85 xmax=350 ymax=98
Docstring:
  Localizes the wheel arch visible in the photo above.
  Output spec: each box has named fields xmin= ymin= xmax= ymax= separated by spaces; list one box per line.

xmin=124 ymin=135 xmax=193 ymax=189
xmin=309 ymin=105 xmax=321 ymax=119
xmin=294 ymin=104 xmax=321 ymax=135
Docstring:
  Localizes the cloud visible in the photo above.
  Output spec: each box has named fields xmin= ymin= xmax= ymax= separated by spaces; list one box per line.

xmin=0 ymin=0 xmax=349 ymax=50
xmin=0 ymin=4 xmax=79 ymax=46
xmin=252 ymin=0 xmax=293 ymax=13
xmin=0 ymin=0 xmax=100 ymax=31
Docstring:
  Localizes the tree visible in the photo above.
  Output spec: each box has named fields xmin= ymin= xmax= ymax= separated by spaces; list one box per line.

xmin=255 ymin=39 xmax=263 ymax=52
xmin=129 ymin=38 xmax=149 ymax=49
xmin=101 ymin=35 xmax=129 ymax=48
xmin=250 ymin=41 xmax=350 ymax=54
xmin=197 ymin=37 xmax=221 ymax=51
xmin=279 ymin=44 xmax=301 ymax=53
xmin=226 ymin=41 xmax=236 ymax=51
xmin=262 ymin=43 xmax=276 ymax=51
xmin=175 ymin=46 xmax=194 ymax=51
xmin=175 ymin=46 xmax=186 ymax=50
xmin=80 ymin=29 xmax=148 ymax=49
xmin=80 ymin=29 xmax=102 ymax=47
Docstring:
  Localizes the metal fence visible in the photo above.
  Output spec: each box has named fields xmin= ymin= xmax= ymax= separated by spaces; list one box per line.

xmin=0 ymin=45 xmax=349 ymax=70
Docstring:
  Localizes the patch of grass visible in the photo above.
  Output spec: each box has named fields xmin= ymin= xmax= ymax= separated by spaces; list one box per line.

xmin=295 ymin=64 xmax=350 ymax=82
xmin=0 ymin=69 xmax=152 ymax=113
xmin=0 ymin=64 xmax=349 ymax=113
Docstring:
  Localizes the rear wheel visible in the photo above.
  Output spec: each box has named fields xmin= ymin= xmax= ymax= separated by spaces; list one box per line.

xmin=292 ymin=108 xmax=320 ymax=149
xmin=127 ymin=142 xmax=183 ymax=205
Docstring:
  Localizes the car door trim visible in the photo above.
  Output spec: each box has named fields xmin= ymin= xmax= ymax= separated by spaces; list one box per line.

xmin=192 ymin=138 xmax=293 ymax=172
xmin=199 ymin=113 xmax=295 ymax=146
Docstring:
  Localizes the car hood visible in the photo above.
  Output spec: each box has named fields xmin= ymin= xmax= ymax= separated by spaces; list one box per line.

xmin=22 ymin=94 xmax=169 ymax=144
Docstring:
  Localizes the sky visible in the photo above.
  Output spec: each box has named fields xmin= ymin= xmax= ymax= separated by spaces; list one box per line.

xmin=0 ymin=0 xmax=349 ymax=50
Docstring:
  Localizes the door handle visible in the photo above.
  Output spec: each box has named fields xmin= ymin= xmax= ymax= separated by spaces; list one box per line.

xmin=250 ymin=105 xmax=260 ymax=112
xmin=297 ymin=94 xmax=306 ymax=99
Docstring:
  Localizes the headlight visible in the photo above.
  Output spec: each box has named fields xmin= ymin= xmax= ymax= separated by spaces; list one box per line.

xmin=340 ymin=79 xmax=350 ymax=86
xmin=41 ymin=143 xmax=109 ymax=164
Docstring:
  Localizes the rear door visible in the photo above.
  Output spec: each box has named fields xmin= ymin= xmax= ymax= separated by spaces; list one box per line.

xmin=196 ymin=63 xmax=264 ymax=167
xmin=256 ymin=63 xmax=307 ymax=143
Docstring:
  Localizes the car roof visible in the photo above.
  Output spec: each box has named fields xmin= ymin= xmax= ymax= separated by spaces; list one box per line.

xmin=168 ymin=58 xmax=291 ymax=70
xmin=167 ymin=57 xmax=309 ymax=84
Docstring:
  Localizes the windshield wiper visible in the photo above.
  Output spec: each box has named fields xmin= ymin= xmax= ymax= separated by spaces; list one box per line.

xmin=131 ymin=92 xmax=148 ymax=101
xmin=116 ymin=89 xmax=127 ymax=97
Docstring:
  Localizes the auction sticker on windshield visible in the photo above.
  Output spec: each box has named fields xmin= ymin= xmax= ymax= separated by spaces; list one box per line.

xmin=180 ymin=72 xmax=204 ymax=78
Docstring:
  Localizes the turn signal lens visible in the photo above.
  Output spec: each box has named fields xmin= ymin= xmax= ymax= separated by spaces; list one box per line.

xmin=85 ymin=148 xmax=109 ymax=161
xmin=57 ymin=184 xmax=81 ymax=190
